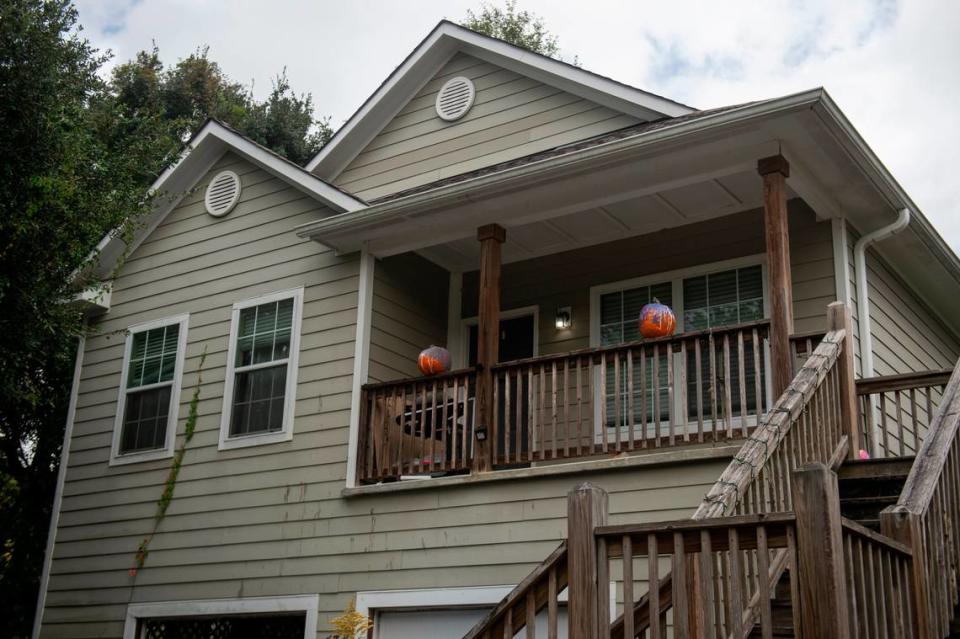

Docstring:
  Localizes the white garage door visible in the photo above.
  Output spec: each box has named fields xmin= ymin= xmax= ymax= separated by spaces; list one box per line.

xmin=375 ymin=607 xmax=568 ymax=639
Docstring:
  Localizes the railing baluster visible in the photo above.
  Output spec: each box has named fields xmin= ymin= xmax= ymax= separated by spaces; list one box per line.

xmin=680 ymin=340 xmax=689 ymax=443
xmin=526 ymin=366 xmax=533 ymax=461
xmin=695 ymin=338 xmax=704 ymax=443
xmin=667 ymin=342 xmax=676 ymax=446
xmin=648 ymin=533 xmax=660 ymax=639
xmin=622 ymin=535 xmax=634 ymax=639
xmin=640 ymin=347 xmax=648 ymax=449
xmin=738 ymin=330 xmax=748 ymax=438
xmin=600 ymin=352 xmax=608 ymax=452
xmin=576 ymin=356 xmax=583 ymax=457
xmin=653 ymin=344 xmax=661 ymax=447
xmin=563 ymin=359 xmax=570 ymax=458
xmin=723 ymin=334 xmax=733 ymax=440
xmin=613 ymin=353 xmax=622 ymax=451
xmin=627 ymin=351 xmax=636 ymax=449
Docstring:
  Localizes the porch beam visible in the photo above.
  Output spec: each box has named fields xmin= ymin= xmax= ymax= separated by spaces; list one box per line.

xmin=474 ymin=223 xmax=505 ymax=472
xmin=758 ymin=155 xmax=794 ymax=397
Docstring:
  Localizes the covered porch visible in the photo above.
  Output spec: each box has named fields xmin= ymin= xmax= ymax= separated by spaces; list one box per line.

xmin=297 ymin=99 xmax=922 ymax=485
xmin=353 ymin=151 xmax=817 ymax=483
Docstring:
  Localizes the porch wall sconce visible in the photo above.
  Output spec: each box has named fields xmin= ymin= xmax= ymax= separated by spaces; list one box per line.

xmin=555 ymin=306 xmax=572 ymax=330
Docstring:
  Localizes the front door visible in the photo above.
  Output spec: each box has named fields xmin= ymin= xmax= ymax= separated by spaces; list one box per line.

xmin=467 ymin=312 xmax=536 ymax=466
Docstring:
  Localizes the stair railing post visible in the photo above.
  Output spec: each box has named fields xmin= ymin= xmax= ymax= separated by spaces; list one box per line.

xmin=567 ymin=482 xmax=608 ymax=639
xmin=828 ymin=301 xmax=860 ymax=459
xmin=881 ymin=507 xmax=932 ymax=638
xmin=791 ymin=463 xmax=850 ymax=639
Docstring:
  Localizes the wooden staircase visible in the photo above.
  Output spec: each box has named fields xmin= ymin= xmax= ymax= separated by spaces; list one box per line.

xmin=463 ymin=303 xmax=960 ymax=639
xmin=838 ymin=458 xmax=913 ymax=531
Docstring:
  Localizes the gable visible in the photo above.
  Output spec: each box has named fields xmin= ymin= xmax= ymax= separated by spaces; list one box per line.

xmin=334 ymin=53 xmax=642 ymax=201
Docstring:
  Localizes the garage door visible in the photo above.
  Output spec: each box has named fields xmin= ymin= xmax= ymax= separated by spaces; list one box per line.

xmin=375 ymin=607 xmax=568 ymax=639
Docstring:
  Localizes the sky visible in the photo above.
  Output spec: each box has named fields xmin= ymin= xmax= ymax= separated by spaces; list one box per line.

xmin=74 ymin=0 xmax=960 ymax=252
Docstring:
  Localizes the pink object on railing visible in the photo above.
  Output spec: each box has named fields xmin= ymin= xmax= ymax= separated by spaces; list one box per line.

xmin=858 ymin=448 xmax=871 ymax=460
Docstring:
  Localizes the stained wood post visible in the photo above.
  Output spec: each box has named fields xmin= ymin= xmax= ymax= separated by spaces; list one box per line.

xmin=791 ymin=463 xmax=850 ymax=639
xmin=474 ymin=224 xmax=505 ymax=473
xmin=567 ymin=482 xmax=608 ymax=639
xmin=881 ymin=508 xmax=931 ymax=638
xmin=828 ymin=301 xmax=860 ymax=458
xmin=758 ymin=155 xmax=794 ymax=398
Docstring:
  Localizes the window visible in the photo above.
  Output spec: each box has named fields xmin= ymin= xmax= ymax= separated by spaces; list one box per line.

xmin=220 ymin=288 xmax=303 ymax=449
xmin=683 ymin=265 xmax=765 ymax=416
xmin=599 ymin=282 xmax=672 ymax=425
xmin=590 ymin=257 xmax=768 ymax=431
xmin=111 ymin=315 xmax=189 ymax=465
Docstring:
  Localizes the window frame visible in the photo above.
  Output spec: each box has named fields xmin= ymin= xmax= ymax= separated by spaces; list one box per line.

xmin=588 ymin=255 xmax=770 ymax=436
xmin=219 ymin=287 xmax=304 ymax=450
xmin=110 ymin=314 xmax=190 ymax=466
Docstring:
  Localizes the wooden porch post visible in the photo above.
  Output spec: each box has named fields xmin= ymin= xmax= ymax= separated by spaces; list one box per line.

xmin=828 ymin=302 xmax=860 ymax=458
xmin=791 ymin=463 xmax=850 ymax=639
xmin=474 ymin=224 xmax=505 ymax=473
xmin=567 ymin=482 xmax=608 ymax=639
xmin=758 ymin=155 xmax=794 ymax=398
xmin=881 ymin=509 xmax=932 ymax=638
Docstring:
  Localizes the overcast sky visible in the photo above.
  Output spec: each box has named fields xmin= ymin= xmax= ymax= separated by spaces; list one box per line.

xmin=74 ymin=0 xmax=959 ymax=252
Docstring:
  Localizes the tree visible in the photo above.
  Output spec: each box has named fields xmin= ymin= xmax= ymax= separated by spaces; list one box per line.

xmin=0 ymin=1 xmax=157 ymax=636
xmin=461 ymin=1 xmax=576 ymax=63
xmin=103 ymin=46 xmax=333 ymax=167
xmin=0 ymin=3 xmax=333 ymax=636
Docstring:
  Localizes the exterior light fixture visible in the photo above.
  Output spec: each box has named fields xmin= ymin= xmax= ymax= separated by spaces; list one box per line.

xmin=475 ymin=425 xmax=488 ymax=441
xmin=555 ymin=306 xmax=572 ymax=330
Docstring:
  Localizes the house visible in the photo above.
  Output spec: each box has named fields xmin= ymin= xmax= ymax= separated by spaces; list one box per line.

xmin=33 ymin=20 xmax=960 ymax=639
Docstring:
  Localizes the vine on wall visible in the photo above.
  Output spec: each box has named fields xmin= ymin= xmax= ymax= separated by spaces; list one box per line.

xmin=129 ymin=349 xmax=206 ymax=577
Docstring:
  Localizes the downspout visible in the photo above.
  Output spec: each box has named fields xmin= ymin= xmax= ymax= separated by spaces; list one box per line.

xmin=854 ymin=207 xmax=911 ymax=378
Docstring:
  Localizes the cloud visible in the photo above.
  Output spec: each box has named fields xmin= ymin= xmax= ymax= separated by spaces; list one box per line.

xmin=73 ymin=0 xmax=959 ymax=252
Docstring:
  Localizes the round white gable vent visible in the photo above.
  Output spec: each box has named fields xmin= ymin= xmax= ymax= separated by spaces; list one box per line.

xmin=435 ymin=76 xmax=476 ymax=122
xmin=204 ymin=170 xmax=242 ymax=217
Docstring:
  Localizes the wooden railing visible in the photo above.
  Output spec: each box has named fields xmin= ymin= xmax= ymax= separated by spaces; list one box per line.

xmin=357 ymin=367 xmax=476 ymax=482
xmin=694 ymin=305 xmax=855 ymax=518
xmin=462 ymin=543 xmax=568 ymax=639
xmin=842 ymin=518 xmax=916 ymax=638
xmin=856 ymin=369 xmax=952 ymax=458
xmin=880 ymin=357 xmax=960 ymax=638
xmin=489 ymin=320 xmax=772 ymax=465
xmin=596 ymin=513 xmax=798 ymax=639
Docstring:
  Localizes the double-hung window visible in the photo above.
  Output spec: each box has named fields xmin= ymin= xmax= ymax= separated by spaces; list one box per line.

xmin=592 ymin=258 xmax=768 ymax=432
xmin=112 ymin=315 xmax=189 ymax=465
xmin=220 ymin=288 xmax=303 ymax=449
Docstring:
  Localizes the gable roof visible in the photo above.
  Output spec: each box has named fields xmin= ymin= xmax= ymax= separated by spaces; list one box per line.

xmin=305 ymin=20 xmax=695 ymax=180
xmin=88 ymin=119 xmax=366 ymax=281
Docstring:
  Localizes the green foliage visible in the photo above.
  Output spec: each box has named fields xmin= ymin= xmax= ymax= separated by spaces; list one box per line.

xmin=130 ymin=349 xmax=206 ymax=577
xmin=0 ymin=2 xmax=330 ymax=635
xmin=100 ymin=46 xmax=333 ymax=166
xmin=461 ymin=0 xmax=576 ymax=64
xmin=0 ymin=1 xmax=155 ymax=634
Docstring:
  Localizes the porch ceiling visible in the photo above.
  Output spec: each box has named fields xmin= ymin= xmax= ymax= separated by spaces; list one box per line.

xmin=420 ymin=169 xmax=776 ymax=271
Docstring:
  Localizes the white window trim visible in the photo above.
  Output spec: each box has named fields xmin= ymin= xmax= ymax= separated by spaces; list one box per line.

xmin=110 ymin=313 xmax=190 ymax=466
xmin=122 ymin=594 xmax=318 ymax=639
xmin=458 ymin=305 xmax=540 ymax=369
xmin=219 ymin=287 xmax=304 ymax=450
xmin=588 ymin=255 xmax=771 ymax=438
xmin=356 ymin=583 xmax=616 ymax=638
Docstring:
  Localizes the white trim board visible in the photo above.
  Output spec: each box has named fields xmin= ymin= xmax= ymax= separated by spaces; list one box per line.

xmin=218 ymin=287 xmax=304 ymax=450
xmin=306 ymin=20 xmax=692 ymax=179
xmin=110 ymin=313 xmax=190 ymax=466
xmin=32 ymin=336 xmax=85 ymax=639
xmin=122 ymin=595 xmax=319 ymax=639
xmin=356 ymin=583 xmax=616 ymax=637
xmin=346 ymin=251 xmax=375 ymax=488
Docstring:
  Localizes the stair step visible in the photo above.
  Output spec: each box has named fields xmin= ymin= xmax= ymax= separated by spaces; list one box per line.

xmin=837 ymin=457 xmax=914 ymax=480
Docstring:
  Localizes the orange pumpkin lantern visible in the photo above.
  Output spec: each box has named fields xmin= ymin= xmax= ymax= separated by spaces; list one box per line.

xmin=639 ymin=298 xmax=676 ymax=339
xmin=418 ymin=345 xmax=451 ymax=376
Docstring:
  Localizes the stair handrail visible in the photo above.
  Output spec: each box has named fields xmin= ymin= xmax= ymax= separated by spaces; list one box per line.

xmin=462 ymin=542 xmax=568 ymax=639
xmin=693 ymin=324 xmax=848 ymax=519
xmin=880 ymin=356 xmax=960 ymax=638
xmin=611 ymin=303 xmax=856 ymax=637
